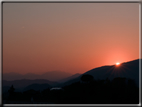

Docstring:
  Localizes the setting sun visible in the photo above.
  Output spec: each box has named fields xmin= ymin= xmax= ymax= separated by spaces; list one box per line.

xmin=116 ymin=62 xmax=120 ymax=65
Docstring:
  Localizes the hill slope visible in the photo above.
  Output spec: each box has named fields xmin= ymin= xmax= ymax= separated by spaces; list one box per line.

xmin=58 ymin=73 xmax=81 ymax=83
xmin=3 ymin=79 xmax=58 ymax=89
xmin=23 ymin=83 xmax=51 ymax=91
xmin=3 ymin=71 xmax=73 ymax=81
xmin=62 ymin=59 xmax=140 ymax=87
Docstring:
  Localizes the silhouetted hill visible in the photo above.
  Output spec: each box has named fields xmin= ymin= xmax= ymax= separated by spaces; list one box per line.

xmin=84 ymin=59 xmax=139 ymax=86
xmin=2 ymin=59 xmax=140 ymax=104
xmin=3 ymin=71 xmax=73 ymax=81
xmin=62 ymin=59 xmax=140 ymax=87
xmin=3 ymin=79 xmax=58 ymax=89
xmin=58 ymin=73 xmax=81 ymax=83
xmin=40 ymin=71 xmax=73 ymax=81
xmin=23 ymin=83 xmax=51 ymax=91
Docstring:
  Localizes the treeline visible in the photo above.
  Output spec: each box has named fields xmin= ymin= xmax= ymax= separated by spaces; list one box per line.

xmin=3 ymin=75 xmax=139 ymax=104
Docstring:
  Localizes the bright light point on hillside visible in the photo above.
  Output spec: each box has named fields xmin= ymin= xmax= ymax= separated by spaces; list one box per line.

xmin=116 ymin=62 xmax=120 ymax=65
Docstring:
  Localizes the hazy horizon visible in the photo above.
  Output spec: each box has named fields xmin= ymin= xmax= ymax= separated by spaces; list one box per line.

xmin=3 ymin=3 xmax=139 ymax=75
xmin=3 ymin=58 xmax=140 ymax=75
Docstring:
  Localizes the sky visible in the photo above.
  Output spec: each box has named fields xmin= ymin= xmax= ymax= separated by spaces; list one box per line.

xmin=3 ymin=3 xmax=139 ymax=75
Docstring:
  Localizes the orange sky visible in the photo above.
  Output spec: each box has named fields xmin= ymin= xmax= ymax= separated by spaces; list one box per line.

xmin=3 ymin=3 xmax=139 ymax=75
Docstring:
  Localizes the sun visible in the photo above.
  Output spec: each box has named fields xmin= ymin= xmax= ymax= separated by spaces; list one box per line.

xmin=116 ymin=62 xmax=120 ymax=65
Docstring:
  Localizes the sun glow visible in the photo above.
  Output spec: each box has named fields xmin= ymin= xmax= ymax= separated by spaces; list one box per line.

xmin=116 ymin=62 xmax=120 ymax=65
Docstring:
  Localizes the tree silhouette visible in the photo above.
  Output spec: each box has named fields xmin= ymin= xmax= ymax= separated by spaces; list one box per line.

xmin=7 ymin=85 xmax=15 ymax=101
xmin=3 ymin=77 xmax=138 ymax=104
xmin=127 ymin=78 xmax=136 ymax=87
xmin=81 ymin=74 xmax=94 ymax=83
xmin=8 ymin=85 xmax=15 ymax=96
xmin=112 ymin=77 xmax=126 ymax=87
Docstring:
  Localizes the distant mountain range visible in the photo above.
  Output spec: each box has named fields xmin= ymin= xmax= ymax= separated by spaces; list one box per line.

xmin=2 ymin=73 xmax=82 ymax=92
xmin=3 ymin=71 xmax=73 ymax=81
xmin=61 ymin=59 xmax=140 ymax=87
xmin=23 ymin=83 xmax=51 ymax=91
xmin=58 ymin=73 xmax=81 ymax=83
xmin=2 ymin=59 xmax=140 ymax=93
xmin=3 ymin=79 xmax=58 ymax=90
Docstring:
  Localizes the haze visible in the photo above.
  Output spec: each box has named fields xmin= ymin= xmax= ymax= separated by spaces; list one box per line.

xmin=3 ymin=3 xmax=139 ymax=75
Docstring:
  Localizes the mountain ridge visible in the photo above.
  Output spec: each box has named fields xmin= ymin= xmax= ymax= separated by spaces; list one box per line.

xmin=61 ymin=59 xmax=140 ymax=87
xmin=3 ymin=71 xmax=73 ymax=81
xmin=3 ymin=79 xmax=58 ymax=89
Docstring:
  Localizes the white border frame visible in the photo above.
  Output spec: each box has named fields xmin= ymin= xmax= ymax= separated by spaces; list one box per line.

xmin=1 ymin=0 xmax=141 ymax=106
